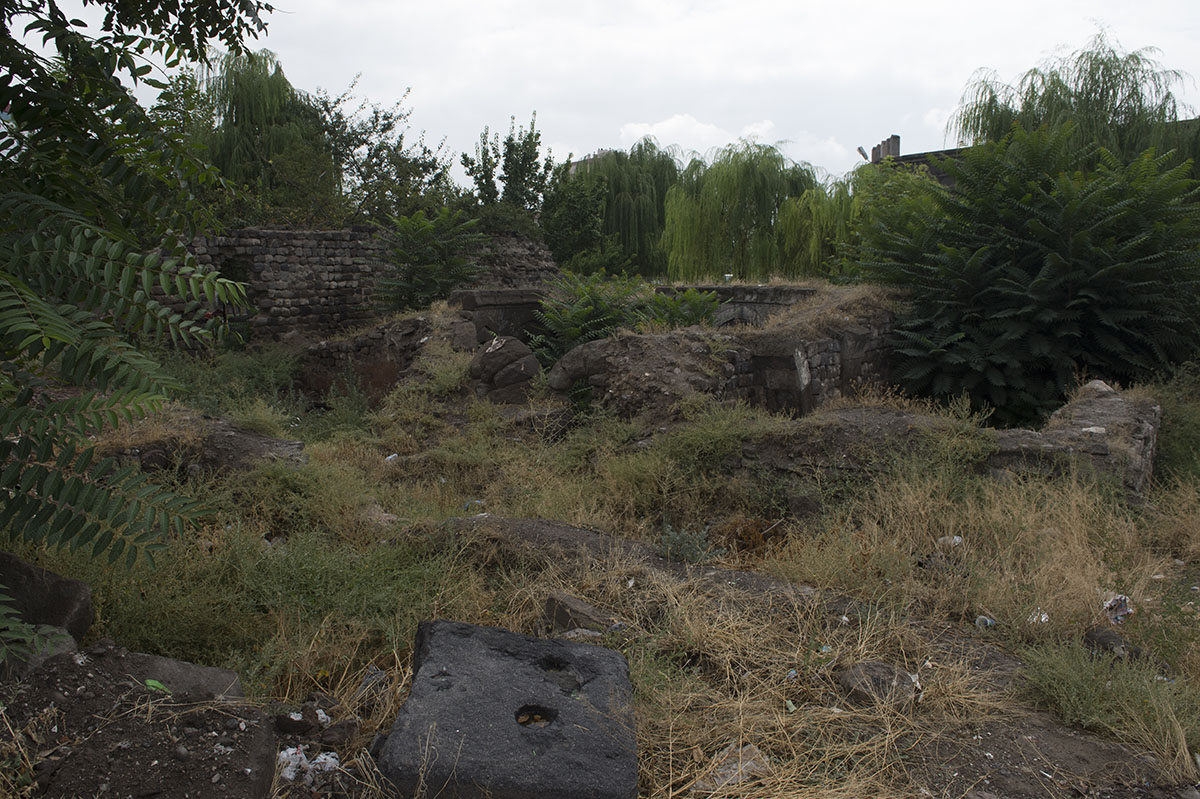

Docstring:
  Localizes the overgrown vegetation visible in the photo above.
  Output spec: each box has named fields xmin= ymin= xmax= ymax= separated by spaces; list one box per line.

xmin=8 ymin=9 xmax=1200 ymax=796
xmin=17 ymin=336 xmax=1200 ymax=794
xmin=375 ymin=208 xmax=487 ymax=311
xmin=528 ymin=272 xmax=719 ymax=365
xmin=859 ymin=124 xmax=1200 ymax=424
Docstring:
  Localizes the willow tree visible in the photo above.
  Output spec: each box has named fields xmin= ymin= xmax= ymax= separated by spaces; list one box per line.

xmin=662 ymin=142 xmax=821 ymax=280
xmin=573 ymin=139 xmax=682 ymax=275
xmin=196 ymin=49 xmax=342 ymax=226
xmin=951 ymin=31 xmax=1199 ymax=166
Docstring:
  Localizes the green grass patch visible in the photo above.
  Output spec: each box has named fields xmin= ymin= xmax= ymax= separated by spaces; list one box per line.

xmin=1022 ymin=643 xmax=1200 ymax=781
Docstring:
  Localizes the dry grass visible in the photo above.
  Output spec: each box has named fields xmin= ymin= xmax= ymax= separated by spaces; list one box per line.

xmin=758 ymin=283 xmax=899 ymax=337
xmin=43 ymin=341 xmax=1200 ymax=797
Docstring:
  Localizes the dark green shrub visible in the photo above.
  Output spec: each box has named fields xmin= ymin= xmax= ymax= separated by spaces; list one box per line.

xmin=529 ymin=273 xmax=719 ymax=365
xmin=376 ymin=208 xmax=487 ymax=311
xmin=860 ymin=125 xmax=1200 ymax=424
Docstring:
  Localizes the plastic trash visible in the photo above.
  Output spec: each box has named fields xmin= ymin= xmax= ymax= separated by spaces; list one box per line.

xmin=277 ymin=746 xmax=340 ymax=785
xmin=384 ymin=453 xmax=399 ymax=463
xmin=974 ymin=615 xmax=996 ymax=629
xmin=1027 ymin=608 xmax=1050 ymax=624
xmin=937 ymin=535 xmax=963 ymax=548
xmin=1104 ymin=594 xmax=1134 ymax=624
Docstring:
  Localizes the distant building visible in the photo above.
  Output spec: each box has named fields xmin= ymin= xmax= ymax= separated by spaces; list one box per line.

xmin=568 ymin=148 xmax=618 ymax=175
xmin=867 ymin=134 xmax=966 ymax=188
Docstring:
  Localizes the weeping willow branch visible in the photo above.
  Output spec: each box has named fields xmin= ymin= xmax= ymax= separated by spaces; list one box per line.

xmin=950 ymin=30 xmax=1199 ymax=167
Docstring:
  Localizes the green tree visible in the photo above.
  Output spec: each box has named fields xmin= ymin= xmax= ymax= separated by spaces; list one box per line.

xmin=541 ymin=163 xmax=614 ymax=268
xmin=860 ymin=125 xmax=1200 ymax=424
xmin=195 ymin=49 xmax=343 ymax=226
xmin=951 ymin=31 xmax=1200 ymax=167
xmin=461 ymin=126 xmax=501 ymax=206
xmin=375 ymin=209 xmax=487 ymax=311
xmin=0 ymin=1 xmax=255 ymax=570
xmin=567 ymin=139 xmax=682 ymax=275
xmin=461 ymin=113 xmax=554 ymax=212
xmin=662 ymin=141 xmax=821 ymax=280
xmin=315 ymin=81 xmax=456 ymax=225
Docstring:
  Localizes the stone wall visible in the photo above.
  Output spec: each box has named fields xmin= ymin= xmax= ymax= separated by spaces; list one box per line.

xmin=299 ymin=315 xmax=433 ymax=401
xmin=732 ymin=312 xmax=893 ymax=413
xmin=192 ymin=229 xmax=387 ymax=341
xmin=448 ymin=289 xmax=545 ymax=344
xmin=656 ymin=285 xmax=819 ymax=327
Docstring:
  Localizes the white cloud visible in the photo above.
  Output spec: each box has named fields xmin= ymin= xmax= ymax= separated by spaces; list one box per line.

xmin=618 ymin=114 xmax=781 ymax=158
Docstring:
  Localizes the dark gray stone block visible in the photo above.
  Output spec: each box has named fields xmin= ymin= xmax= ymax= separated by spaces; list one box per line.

xmin=0 ymin=551 xmax=93 ymax=643
xmin=378 ymin=620 xmax=637 ymax=799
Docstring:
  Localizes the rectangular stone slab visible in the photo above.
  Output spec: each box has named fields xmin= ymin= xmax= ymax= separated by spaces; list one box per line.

xmin=378 ymin=620 xmax=637 ymax=799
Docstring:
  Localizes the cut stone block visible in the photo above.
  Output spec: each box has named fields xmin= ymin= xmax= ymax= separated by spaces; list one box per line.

xmin=378 ymin=620 xmax=637 ymax=799
xmin=0 ymin=550 xmax=93 ymax=643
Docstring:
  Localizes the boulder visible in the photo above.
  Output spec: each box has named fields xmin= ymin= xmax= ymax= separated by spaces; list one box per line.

xmin=377 ymin=620 xmax=637 ymax=799
xmin=0 ymin=551 xmax=93 ymax=643
xmin=546 ymin=329 xmax=744 ymax=419
xmin=835 ymin=661 xmax=918 ymax=707
xmin=469 ymin=336 xmax=540 ymax=404
xmin=989 ymin=380 xmax=1161 ymax=502
xmin=543 ymin=592 xmax=624 ymax=635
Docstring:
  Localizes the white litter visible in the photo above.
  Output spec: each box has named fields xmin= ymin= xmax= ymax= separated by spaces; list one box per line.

xmin=277 ymin=746 xmax=340 ymax=785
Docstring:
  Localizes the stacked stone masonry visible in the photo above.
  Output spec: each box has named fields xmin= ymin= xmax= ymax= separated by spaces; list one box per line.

xmin=191 ymin=229 xmax=387 ymax=341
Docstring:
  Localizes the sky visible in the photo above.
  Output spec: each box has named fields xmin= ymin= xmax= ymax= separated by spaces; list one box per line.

xmin=65 ymin=0 xmax=1200 ymax=183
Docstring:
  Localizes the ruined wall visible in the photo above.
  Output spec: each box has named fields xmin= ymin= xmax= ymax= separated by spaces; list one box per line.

xmin=731 ymin=313 xmax=893 ymax=413
xmin=192 ymin=229 xmax=387 ymax=341
xmin=460 ymin=285 xmax=894 ymax=415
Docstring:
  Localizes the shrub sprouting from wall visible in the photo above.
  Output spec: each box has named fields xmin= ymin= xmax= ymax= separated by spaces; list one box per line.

xmin=529 ymin=272 xmax=718 ymax=365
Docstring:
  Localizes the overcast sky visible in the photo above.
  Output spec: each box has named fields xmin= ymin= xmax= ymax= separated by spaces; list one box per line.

xmin=84 ymin=1 xmax=1200 ymax=182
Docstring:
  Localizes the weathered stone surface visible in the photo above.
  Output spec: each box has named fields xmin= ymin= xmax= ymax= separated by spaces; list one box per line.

xmin=469 ymin=337 xmax=540 ymax=403
xmin=378 ymin=620 xmax=637 ymax=799
xmin=469 ymin=336 xmax=533 ymax=382
xmin=104 ymin=411 xmax=305 ymax=477
xmin=544 ymin=287 xmax=894 ymax=418
xmin=464 ymin=234 xmax=560 ymax=290
xmin=836 ymin=661 xmax=918 ymax=707
xmin=0 ymin=551 xmax=93 ymax=643
xmin=122 ymin=650 xmax=244 ymax=699
xmin=191 ymin=228 xmax=386 ymax=343
xmin=300 ymin=315 xmax=432 ymax=401
xmin=989 ymin=380 xmax=1161 ymax=502
xmin=548 ymin=329 xmax=743 ymax=419
xmin=543 ymin=592 xmax=623 ymax=635
xmin=692 ymin=741 xmax=773 ymax=792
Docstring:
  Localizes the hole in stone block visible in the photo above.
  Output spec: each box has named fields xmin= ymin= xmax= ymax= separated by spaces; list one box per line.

xmin=514 ymin=704 xmax=557 ymax=728
xmin=538 ymin=656 xmax=581 ymax=692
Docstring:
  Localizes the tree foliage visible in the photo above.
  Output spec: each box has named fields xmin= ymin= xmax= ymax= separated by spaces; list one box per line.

xmin=860 ymin=125 xmax=1200 ymax=424
xmin=375 ymin=209 xmax=486 ymax=312
xmin=951 ymin=31 xmax=1200 ymax=167
xmin=563 ymin=139 xmax=682 ymax=275
xmin=171 ymin=49 xmax=342 ymax=227
xmin=662 ymin=141 xmax=822 ymax=280
xmin=315 ymin=81 xmax=455 ymax=225
xmin=1 ymin=2 xmax=255 ymax=567
xmin=461 ymin=113 xmax=555 ymax=234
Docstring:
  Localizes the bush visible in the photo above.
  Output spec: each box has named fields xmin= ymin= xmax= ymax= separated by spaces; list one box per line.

xmin=377 ymin=208 xmax=487 ymax=311
xmin=529 ymin=273 xmax=719 ymax=365
xmin=860 ymin=125 xmax=1200 ymax=424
